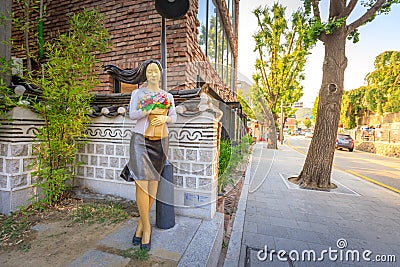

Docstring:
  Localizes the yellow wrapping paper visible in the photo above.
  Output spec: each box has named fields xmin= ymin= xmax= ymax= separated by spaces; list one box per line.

xmin=144 ymin=108 xmax=168 ymax=140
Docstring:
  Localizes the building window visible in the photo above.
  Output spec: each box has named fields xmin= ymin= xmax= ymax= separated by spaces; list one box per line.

xmin=114 ymin=78 xmax=121 ymax=93
xmin=198 ymin=0 xmax=207 ymax=53
xmin=230 ymin=0 xmax=235 ymax=31
xmin=208 ymin=0 xmax=217 ymax=66
xmin=225 ymin=0 xmax=235 ymax=32
xmin=198 ymin=0 xmax=235 ymax=90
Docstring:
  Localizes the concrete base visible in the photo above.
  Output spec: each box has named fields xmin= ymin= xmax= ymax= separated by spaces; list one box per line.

xmin=178 ymin=212 xmax=224 ymax=267
xmin=69 ymin=212 xmax=224 ymax=266
xmin=74 ymin=177 xmax=136 ymax=202
xmin=0 ymin=186 xmax=36 ymax=215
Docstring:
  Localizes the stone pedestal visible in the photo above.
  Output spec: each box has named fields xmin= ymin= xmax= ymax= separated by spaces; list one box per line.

xmin=168 ymin=111 xmax=220 ymax=220
xmin=0 ymin=107 xmax=42 ymax=214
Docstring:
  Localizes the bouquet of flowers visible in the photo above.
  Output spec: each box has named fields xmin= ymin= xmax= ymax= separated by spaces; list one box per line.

xmin=138 ymin=92 xmax=171 ymax=112
xmin=138 ymin=92 xmax=171 ymax=140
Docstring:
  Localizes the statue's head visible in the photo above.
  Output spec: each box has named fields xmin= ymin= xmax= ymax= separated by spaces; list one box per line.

xmin=103 ymin=59 xmax=162 ymax=86
xmin=140 ymin=59 xmax=162 ymax=84
xmin=146 ymin=62 xmax=162 ymax=86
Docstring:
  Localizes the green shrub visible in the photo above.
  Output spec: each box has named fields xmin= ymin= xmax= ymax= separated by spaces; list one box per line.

xmin=218 ymin=135 xmax=253 ymax=193
xmin=0 ymin=58 xmax=16 ymax=123
xmin=29 ymin=9 xmax=111 ymax=207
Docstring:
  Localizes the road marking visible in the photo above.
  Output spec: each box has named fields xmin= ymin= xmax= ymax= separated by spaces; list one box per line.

xmin=354 ymin=157 xmax=400 ymax=171
xmin=286 ymin=138 xmax=400 ymax=194
xmin=335 ymin=153 xmax=400 ymax=171
xmin=286 ymin=139 xmax=306 ymax=155
xmin=345 ymin=170 xmax=400 ymax=194
xmin=279 ymin=173 xmax=360 ymax=196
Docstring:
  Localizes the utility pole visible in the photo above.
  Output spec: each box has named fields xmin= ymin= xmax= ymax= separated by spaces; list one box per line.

xmin=280 ymin=99 xmax=284 ymax=145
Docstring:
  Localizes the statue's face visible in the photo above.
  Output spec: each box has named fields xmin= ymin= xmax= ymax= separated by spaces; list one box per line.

xmin=146 ymin=63 xmax=161 ymax=86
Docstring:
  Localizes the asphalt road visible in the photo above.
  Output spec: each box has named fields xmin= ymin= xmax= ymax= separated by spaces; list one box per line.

xmin=286 ymin=135 xmax=400 ymax=193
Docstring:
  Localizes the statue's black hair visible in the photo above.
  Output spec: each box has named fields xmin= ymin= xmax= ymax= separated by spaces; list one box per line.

xmin=104 ymin=59 xmax=162 ymax=85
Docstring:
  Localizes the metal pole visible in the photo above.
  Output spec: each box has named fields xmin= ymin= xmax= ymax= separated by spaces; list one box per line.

xmin=161 ymin=17 xmax=167 ymax=91
xmin=280 ymin=99 xmax=284 ymax=145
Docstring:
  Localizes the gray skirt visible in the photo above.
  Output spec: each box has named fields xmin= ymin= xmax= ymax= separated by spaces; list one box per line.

xmin=126 ymin=132 xmax=168 ymax=181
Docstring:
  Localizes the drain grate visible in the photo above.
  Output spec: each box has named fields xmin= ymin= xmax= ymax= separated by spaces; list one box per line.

xmin=245 ymin=246 xmax=294 ymax=267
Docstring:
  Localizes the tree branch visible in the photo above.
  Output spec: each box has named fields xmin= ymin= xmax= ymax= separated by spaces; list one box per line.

xmin=257 ymin=47 xmax=272 ymax=96
xmin=342 ymin=0 xmax=358 ymax=18
xmin=311 ymin=0 xmax=321 ymax=21
xmin=254 ymin=11 xmax=273 ymax=97
xmin=255 ymin=10 xmax=266 ymax=36
xmin=346 ymin=0 xmax=386 ymax=35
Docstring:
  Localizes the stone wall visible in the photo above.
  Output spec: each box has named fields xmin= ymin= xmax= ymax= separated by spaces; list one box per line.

xmin=74 ymin=109 xmax=221 ymax=220
xmin=0 ymin=107 xmax=42 ymax=215
xmin=169 ymin=112 xmax=220 ymax=219
xmin=355 ymin=141 xmax=400 ymax=158
xmin=73 ymin=115 xmax=137 ymax=201
xmin=1 ymin=106 xmax=221 ymax=220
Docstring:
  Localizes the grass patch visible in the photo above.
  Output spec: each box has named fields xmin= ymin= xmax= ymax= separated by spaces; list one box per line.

xmin=0 ymin=212 xmax=33 ymax=247
xmin=71 ymin=202 xmax=129 ymax=225
xmin=123 ymin=247 xmax=150 ymax=261
xmin=18 ymin=243 xmax=31 ymax=252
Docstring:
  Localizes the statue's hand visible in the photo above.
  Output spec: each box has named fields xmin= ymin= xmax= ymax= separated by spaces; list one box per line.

xmin=142 ymin=110 xmax=151 ymax=116
xmin=150 ymin=115 xmax=170 ymax=126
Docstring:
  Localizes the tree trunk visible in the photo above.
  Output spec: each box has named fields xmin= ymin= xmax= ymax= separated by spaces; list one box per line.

xmin=259 ymin=98 xmax=277 ymax=149
xmin=296 ymin=28 xmax=347 ymax=190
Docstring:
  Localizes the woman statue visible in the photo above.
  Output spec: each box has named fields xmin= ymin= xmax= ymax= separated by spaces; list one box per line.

xmin=105 ymin=59 xmax=177 ymax=250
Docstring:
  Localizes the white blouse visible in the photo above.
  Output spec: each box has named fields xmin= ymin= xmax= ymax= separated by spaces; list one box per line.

xmin=129 ymin=88 xmax=177 ymax=135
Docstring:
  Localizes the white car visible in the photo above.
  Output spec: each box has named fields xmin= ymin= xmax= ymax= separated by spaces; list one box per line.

xmin=305 ymin=132 xmax=313 ymax=138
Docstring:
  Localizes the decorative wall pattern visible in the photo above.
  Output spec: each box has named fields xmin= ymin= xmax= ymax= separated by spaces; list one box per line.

xmin=1 ymin=106 xmax=221 ymax=219
xmin=0 ymin=107 xmax=40 ymax=214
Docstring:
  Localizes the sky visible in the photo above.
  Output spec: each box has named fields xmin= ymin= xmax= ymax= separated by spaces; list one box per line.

xmin=238 ymin=0 xmax=400 ymax=107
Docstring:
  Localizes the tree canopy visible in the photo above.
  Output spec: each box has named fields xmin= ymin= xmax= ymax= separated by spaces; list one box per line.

xmin=252 ymin=3 xmax=313 ymax=148
xmin=340 ymin=51 xmax=400 ymax=129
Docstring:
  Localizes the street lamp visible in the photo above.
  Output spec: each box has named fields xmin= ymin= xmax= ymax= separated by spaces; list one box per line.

xmin=155 ymin=0 xmax=189 ymax=91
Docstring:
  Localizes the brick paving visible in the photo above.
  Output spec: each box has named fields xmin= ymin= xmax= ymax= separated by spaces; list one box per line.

xmin=225 ymin=142 xmax=399 ymax=267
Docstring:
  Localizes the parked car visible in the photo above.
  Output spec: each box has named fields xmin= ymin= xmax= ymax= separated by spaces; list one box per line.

xmin=335 ymin=134 xmax=354 ymax=152
xmin=305 ymin=131 xmax=313 ymax=138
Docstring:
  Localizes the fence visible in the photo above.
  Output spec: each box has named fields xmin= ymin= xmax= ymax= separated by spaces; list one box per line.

xmin=347 ymin=128 xmax=400 ymax=143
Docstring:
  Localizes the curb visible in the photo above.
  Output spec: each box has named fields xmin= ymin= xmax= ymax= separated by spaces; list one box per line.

xmin=223 ymin=153 xmax=253 ymax=267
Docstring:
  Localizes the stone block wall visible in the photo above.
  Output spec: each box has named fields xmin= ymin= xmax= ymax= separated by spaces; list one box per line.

xmin=168 ymin=112 xmax=220 ymax=219
xmin=0 ymin=107 xmax=42 ymax=215
xmin=355 ymin=141 xmax=400 ymax=158
xmin=74 ymin=109 xmax=221 ymax=220
xmin=1 ymin=106 xmax=221 ymax=220
xmin=73 ymin=115 xmax=137 ymax=200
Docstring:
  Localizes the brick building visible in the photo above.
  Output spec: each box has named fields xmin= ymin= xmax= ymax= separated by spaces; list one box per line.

xmin=1 ymin=1 xmax=244 ymax=216
xmin=10 ymin=0 xmax=239 ymax=102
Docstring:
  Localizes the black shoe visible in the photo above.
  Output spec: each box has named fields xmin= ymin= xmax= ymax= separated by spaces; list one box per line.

xmin=140 ymin=241 xmax=151 ymax=251
xmin=132 ymin=234 xmax=142 ymax=245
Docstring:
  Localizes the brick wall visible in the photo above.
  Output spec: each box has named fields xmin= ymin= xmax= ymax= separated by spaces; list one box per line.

xmin=11 ymin=0 xmax=237 ymax=102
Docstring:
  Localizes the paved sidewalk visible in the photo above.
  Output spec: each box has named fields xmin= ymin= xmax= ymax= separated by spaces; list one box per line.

xmin=67 ymin=208 xmax=224 ymax=267
xmin=225 ymin=142 xmax=399 ymax=267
